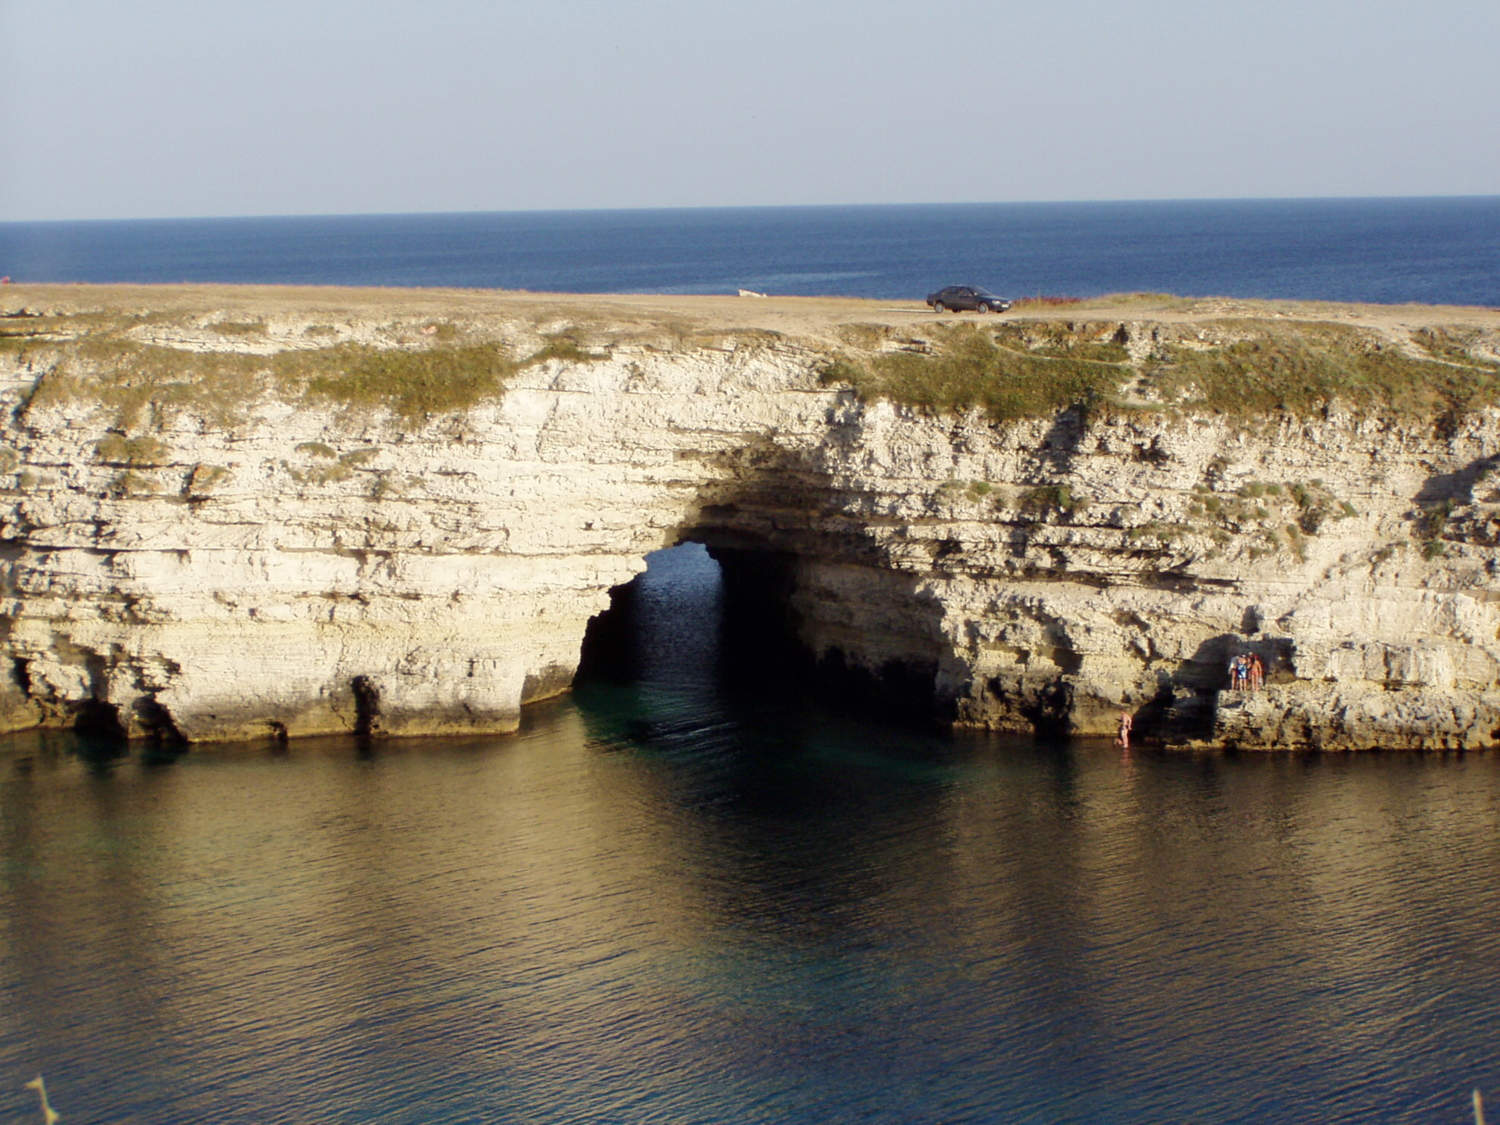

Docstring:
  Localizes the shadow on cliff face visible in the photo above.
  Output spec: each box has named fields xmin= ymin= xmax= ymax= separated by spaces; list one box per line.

xmin=1154 ymin=633 xmax=1297 ymax=741
xmin=623 ymin=434 xmax=956 ymax=726
xmin=1415 ymin=452 xmax=1500 ymax=506
xmin=64 ymin=652 xmax=189 ymax=751
xmin=1037 ymin=404 xmax=1093 ymax=474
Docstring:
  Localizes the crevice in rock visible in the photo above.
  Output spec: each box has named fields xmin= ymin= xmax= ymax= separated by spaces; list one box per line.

xmin=1020 ymin=676 xmax=1075 ymax=740
xmin=74 ymin=651 xmax=128 ymax=741
xmin=574 ymin=579 xmax=642 ymax=685
xmin=1131 ymin=683 xmax=1187 ymax=741
xmin=707 ymin=545 xmax=811 ymax=693
xmin=74 ymin=699 xmax=127 ymax=741
xmin=133 ymin=694 xmax=187 ymax=747
xmin=351 ymin=676 xmax=380 ymax=737
xmin=816 ymin=649 xmax=953 ymax=727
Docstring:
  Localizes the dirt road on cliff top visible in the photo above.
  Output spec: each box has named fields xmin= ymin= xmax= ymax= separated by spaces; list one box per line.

xmin=5 ymin=283 xmax=1499 ymax=347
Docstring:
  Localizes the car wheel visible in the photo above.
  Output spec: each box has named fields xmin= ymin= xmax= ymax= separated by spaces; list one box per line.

xmin=933 ymin=301 xmax=946 ymax=313
xmin=977 ymin=302 xmax=992 ymax=313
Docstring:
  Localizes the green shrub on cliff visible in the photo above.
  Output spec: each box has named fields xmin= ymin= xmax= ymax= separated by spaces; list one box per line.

xmin=821 ymin=317 xmax=1500 ymax=424
xmin=1021 ymin=484 xmax=1087 ymax=517
xmin=95 ymin=433 xmax=171 ymax=466
xmin=522 ymin=332 xmax=611 ymax=366
xmin=1146 ymin=321 xmax=1500 ymax=417
xmin=26 ymin=332 xmax=523 ymax=426
xmin=28 ymin=337 xmax=265 ymax=429
xmin=820 ymin=323 xmax=1129 ymax=422
xmin=295 ymin=344 xmax=516 ymax=419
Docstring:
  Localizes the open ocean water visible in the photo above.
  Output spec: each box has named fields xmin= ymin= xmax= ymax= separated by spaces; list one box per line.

xmin=3 ymin=545 xmax=1499 ymax=1125
xmin=1 ymin=197 xmax=1498 ymax=305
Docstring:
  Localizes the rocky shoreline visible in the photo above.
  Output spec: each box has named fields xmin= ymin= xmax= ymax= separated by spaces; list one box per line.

xmin=2 ymin=284 xmax=1498 ymax=750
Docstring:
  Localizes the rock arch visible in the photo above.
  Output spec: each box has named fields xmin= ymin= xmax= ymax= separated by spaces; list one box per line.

xmin=2 ymin=313 xmax=1500 ymax=750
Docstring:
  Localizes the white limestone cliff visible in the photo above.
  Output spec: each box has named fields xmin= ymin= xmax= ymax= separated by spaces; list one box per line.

xmin=1 ymin=288 xmax=1498 ymax=750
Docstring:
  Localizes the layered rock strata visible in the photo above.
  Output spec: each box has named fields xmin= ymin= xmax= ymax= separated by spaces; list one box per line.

xmin=1 ymin=287 xmax=1498 ymax=750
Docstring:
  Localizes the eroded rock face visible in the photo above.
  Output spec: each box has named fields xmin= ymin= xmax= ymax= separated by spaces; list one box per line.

xmin=1 ymin=294 xmax=1498 ymax=750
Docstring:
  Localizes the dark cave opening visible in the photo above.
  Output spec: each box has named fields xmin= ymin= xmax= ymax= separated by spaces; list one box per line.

xmin=573 ymin=542 xmax=948 ymax=727
xmin=573 ymin=542 xmax=810 ymax=697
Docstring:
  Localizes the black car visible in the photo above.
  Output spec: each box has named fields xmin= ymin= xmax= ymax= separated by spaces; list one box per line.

xmin=926 ymin=286 xmax=1011 ymax=313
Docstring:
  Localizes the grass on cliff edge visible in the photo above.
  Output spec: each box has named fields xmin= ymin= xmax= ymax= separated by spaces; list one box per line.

xmin=821 ymin=323 xmax=1130 ymax=423
xmin=822 ymin=320 xmax=1500 ymax=423
xmin=10 ymin=309 xmax=635 ymax=426
xmin=14 ymin=307 xmax=1500 ymax=429
xmin=21 ymin=335 xmax=522 ymax=426
xmin=1148 ymin=321 xmax=1500 ymax=418
xmin=298 ymin=344 xmax=516 ymax=418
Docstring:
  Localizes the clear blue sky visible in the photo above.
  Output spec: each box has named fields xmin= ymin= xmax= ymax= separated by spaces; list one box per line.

xmin=2 ymin=0 xmax=1496 ymax=221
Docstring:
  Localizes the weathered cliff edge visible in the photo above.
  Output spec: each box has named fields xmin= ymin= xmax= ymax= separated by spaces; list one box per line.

xmin=2 ymin=285 xmax=1500 ymax=750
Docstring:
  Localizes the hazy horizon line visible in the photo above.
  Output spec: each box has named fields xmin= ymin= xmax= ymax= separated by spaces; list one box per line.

xmin=4 ymin=193 xmax=1498 ymax=228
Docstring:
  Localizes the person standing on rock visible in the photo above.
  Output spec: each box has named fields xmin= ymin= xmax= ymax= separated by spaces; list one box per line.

xmin=1115 ymin=710 xmax=1133 ymax=749
xmin=1249 ymin=653 xmax=1264 ymax=692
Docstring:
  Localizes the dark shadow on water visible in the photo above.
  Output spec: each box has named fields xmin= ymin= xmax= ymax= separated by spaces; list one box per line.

xmin=570 ymin=542 xmax=1024 ymax=836
xmin=574 ymin=541 xmax=957 ymax=748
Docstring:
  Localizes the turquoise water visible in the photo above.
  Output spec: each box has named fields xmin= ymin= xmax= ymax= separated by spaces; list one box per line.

xmin=2 ymin=545 xmax=1499 ymax=1124
xmin=2 ymin=197 xmax=1498 ymax=305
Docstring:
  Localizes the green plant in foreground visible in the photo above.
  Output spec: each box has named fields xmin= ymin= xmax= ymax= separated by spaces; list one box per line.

xmin=27 ymin=336 xmax=525 ymax=427
xmin=184 ymin=463 xmax=231 ymax=497
xmin=23 ymin=306 xmax=1500 ymax=433
xmin=110 ymin=470 xmax=161 ymax=496
xmin=1414 ymin=498 xmax=1455 ymax=542
xmin=286 ymin=447 xmax=379 ymax=486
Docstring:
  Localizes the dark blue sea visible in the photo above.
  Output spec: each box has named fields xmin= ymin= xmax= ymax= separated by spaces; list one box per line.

xmin=2 ymin=197 xmax=1498 ymax=305
xmin=3 ymin=545 xmax=1499 ymax=1125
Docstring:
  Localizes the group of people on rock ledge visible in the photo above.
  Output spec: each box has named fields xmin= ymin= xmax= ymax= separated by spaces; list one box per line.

xmin=1114 ymin=649 xmax=1267 ymax=752
xmin=1229 ymin=652 xmax=1265 ymax=692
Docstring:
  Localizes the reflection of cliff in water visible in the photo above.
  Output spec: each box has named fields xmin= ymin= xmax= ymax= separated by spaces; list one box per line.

xmin=4 ymin=717 xmax=1500 ymax=1124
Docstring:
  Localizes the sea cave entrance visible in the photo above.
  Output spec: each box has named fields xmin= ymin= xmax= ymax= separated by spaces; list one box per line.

xmin=573 ymin=542 xmax=808 ymax=701
xmin=573 ymin=540 xmax=950 ymax=729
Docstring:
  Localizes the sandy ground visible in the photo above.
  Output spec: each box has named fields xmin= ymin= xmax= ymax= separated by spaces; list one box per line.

xmin=3 ymin=282 xmax=1498 ymax=347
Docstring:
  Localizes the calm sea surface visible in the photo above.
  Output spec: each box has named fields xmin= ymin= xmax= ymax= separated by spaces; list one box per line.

xmin=2 ymin=545 xmax=1498 ymax=1124
xmin=1 ymin=198 xmax=1498 ymax=306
